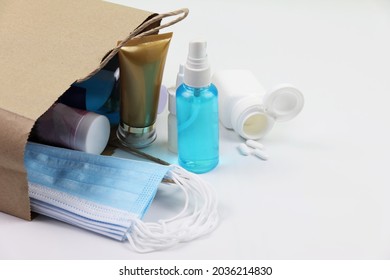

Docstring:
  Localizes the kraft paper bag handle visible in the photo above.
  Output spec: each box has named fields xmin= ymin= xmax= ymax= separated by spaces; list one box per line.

xmin=77 ymin=8 xmax=189 ymax=83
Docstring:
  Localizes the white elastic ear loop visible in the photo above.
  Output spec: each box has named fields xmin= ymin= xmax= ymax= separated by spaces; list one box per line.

xmin=126 ymin=165 xmax=217 ymax=252
xmin=164 ymin=166 xmax=219 ymax=237
xmin=169 ymin=168 xmax=218 ymax=239
xmin=125 ymin=164 xmax=219 ymax=253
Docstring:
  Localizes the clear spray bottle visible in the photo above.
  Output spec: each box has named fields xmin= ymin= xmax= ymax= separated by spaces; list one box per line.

xmin=176 ymin=40 xmax=219 ymax=173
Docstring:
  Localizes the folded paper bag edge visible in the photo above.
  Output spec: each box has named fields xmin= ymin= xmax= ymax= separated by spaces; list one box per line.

xmin=0 ymin=108 xmax=35 ymax=221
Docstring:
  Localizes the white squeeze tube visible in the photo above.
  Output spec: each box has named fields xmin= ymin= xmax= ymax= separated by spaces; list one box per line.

xmin=212 ymin=69 xmax=304 ymax=140
xmin=126 ymin=165 xmax=219 ymax=253
xmin=167 ymin=64 xmax=184 ymax=153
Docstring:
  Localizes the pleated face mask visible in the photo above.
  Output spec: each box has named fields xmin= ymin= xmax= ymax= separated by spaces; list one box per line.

xmin=24 ymin=142 xmax=218 ymax=253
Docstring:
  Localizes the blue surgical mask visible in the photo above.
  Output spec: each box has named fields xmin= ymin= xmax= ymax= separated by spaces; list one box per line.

xmin=24 ymin=142 xmax=219 ymax=253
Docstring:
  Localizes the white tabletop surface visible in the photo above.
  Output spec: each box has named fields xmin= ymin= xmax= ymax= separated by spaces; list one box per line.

xmin=1 ymin=0 xmax=390 ymax=260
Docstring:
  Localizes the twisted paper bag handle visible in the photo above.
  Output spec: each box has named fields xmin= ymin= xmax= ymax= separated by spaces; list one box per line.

xmin=76 ymin=8 xmax=189 ymax=83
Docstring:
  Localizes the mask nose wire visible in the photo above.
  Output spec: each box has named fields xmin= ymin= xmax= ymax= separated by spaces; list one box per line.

xmin=125 ymin=165 xmax=219 ymax=253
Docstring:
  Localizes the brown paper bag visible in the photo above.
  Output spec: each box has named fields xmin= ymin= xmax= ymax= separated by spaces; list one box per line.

xmin=0 ymin=0 xmax=155 ymax=220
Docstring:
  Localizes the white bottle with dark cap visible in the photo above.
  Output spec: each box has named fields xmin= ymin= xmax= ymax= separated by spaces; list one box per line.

xmin=32 ymin=103 xmax=110 ymax=154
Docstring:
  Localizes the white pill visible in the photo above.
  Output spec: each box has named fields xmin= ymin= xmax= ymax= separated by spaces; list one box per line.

xmin=238 ymin=143 xmax=251 ymax=156
xmin=246 ymin=139 xmax=264 ymax=150
xmin=253 ymin=148 xmax=269 ymax=160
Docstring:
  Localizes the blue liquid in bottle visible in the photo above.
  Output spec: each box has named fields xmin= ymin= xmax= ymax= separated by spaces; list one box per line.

xmin=176 ymin=83 xmax=219 ymax=173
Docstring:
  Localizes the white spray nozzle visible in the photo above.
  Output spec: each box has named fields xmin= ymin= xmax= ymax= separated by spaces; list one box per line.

xmin=184 ymin=40 xmax=211 ymax=88
xmin=188 ymin=41 xmax=207 ymax=65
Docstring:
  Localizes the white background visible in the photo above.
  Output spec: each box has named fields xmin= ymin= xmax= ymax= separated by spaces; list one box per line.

xmin=1 ymin=0 xmax=390 ymax=260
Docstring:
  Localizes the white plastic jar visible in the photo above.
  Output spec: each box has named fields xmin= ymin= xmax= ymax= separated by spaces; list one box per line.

xmin=212 ymin=69 xmax=304 ymax=140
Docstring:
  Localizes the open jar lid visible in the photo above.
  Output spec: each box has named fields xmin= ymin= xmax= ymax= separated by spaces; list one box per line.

xmin=263 ymin=84 xmax=304 ymax=122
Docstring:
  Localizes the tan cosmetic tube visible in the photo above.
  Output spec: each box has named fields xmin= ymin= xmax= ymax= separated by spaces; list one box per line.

xmin=117 ymin=33 xmax=172 ymax=148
